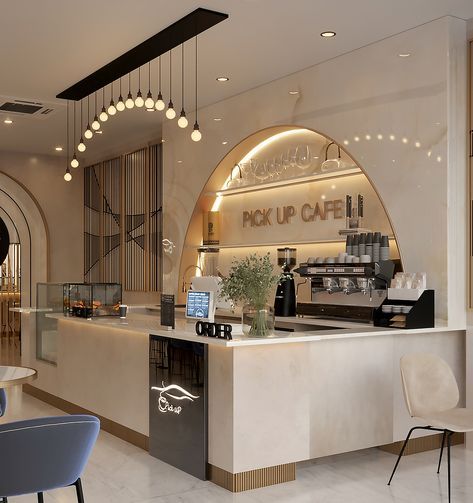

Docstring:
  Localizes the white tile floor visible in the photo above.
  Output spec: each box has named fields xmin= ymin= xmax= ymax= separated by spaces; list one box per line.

xmin=2 ymin=386 xmax=473 ymax=502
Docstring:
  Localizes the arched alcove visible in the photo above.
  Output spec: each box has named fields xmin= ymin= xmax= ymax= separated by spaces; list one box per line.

xmin=0 ymin=172 xmax=48 ymax=306
xmin=177 ymin=126 xmax=402 ymax=303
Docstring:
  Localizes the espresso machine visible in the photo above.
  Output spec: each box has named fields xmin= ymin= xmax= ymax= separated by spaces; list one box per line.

xmin=294 ymin=260 xmax=395 ymax=322
xmin=274 ymin=247 xmax=297 ymax=317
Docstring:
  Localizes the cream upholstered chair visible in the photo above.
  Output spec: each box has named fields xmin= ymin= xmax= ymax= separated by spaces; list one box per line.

xmin=388 ymin=353 xmax=473 ymax=502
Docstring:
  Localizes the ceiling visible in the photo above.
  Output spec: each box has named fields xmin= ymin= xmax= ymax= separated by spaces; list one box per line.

xmin=1 ymin=0 xmax=472 ymax=162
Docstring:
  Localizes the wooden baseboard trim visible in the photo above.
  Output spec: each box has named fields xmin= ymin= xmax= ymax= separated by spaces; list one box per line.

xmin=208 ymin=462 xmax=296 ymax=492
xmin=379 ymin=432 xmax=464 ymax=456
xmin=23 ymin=384 xmax=149 ymax=451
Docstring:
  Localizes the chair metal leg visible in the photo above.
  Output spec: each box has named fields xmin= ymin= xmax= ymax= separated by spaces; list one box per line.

xmin=437 ymin=430 xmax=447 ymax=473
xmin=75 ymin=478 xmax=85 ymax=503
xmin=447 ymin=431 xmax=453 ymax=503
xmin=388 ymin=426 xmax=418 ymax=485
xmin=37 ymin=493 xmax=44 ymax=503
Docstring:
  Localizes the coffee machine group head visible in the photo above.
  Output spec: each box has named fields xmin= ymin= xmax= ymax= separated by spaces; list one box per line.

xmin=274 ymin=247 xmax=297 ymax=317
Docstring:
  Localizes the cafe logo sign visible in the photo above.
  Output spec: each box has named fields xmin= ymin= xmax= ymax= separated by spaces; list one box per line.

xmin=242 ymin=199 xmax=344 ymax=228
xmin=151 ymin=382 xmax=199 ymax=415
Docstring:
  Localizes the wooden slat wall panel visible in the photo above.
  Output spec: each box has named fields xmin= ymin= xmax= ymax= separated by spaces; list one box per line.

xmin=149 ymin=144 xmax=163 ymax=292
xmin=84 ymin=164 xmax=102 ymax=283
xmin=124 ymin=148 xmax=147 ymax=291
xmin=83 ymin=145 xmax=163 ymax=292
xmin=102 ymin=158 xmax=121 ymax=283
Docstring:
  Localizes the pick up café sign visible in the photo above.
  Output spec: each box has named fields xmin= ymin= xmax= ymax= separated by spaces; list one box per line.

xmin=242 ymin=199 xmax=344 ymax=227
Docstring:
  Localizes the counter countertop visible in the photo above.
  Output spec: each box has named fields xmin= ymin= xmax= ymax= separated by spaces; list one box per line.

xmin=45 ymin=312 xmax=463 ymax=347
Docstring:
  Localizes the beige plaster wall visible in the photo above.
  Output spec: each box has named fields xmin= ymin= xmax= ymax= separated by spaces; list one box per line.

xmin=163 ymin=17 xmax=468 ymax=324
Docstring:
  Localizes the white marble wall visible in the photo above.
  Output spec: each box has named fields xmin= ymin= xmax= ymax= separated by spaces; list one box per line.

xmin=163 ymin=17 xmax=468 ymax=324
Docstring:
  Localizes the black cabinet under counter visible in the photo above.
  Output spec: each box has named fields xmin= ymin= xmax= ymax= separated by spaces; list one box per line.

xmin=149 ymin=335 xmax=208 ymax=480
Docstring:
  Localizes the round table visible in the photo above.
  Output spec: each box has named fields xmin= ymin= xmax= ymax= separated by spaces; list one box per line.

xmin=0 ymin=366 xmax=37 ymax=388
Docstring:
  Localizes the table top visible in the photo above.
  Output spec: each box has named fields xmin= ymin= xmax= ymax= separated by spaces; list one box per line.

xmin=0 ymin=366 xmax=37 ymax=388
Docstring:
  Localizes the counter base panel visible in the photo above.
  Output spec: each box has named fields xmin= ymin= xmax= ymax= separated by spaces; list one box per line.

xmin=22 ymin=383 xmax=149 ymax=450
xmin=208 ymin=462 xmax=296 ymax=492
xmin=379 ymin=431 xmax=464 ymax=456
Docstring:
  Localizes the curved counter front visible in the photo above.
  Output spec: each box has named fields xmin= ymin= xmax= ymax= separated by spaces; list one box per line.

xmin=20 ymin=311 xmax=465 ymax=491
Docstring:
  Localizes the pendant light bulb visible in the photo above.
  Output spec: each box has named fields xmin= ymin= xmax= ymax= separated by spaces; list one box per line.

xmin=178 ymin=109 xmax=188 ymax=128
xmin=135 ymin=90 xmax=144 ymax=108
xmin=64 ymin=168 xmax=72 ymax=182
xmin=145 ymin=91 xmax=154 ymax=109
xmin=77 ymin=138 xmax=86 ymax=152
xmin=155 ymin=93 xmax=165 ymax=111
xmin=70 ymin=153 xmax=79 ymax=168
xmin=125 ymin=92 xmax=135 ymax=109
xmin=166 ymin=100 xmax=176 ymax=119
xmin=191 ymin=122 xmax=202 ymax=142
xmin=108 ymin=100 xmax=117 ymax=116
xmin=116 ymin=96 xmax=125 ymax=112
xmin=99 ymin=107 xmax=108 ymax=122
xmin=84 ymin=126 xmax=93 ymax=140
xmin=91 ymin=116 xmax=101 ymax=131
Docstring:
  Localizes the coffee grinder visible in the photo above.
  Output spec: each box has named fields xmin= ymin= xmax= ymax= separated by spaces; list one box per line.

xmin=274 ymin=247 xmax=297 ymax=316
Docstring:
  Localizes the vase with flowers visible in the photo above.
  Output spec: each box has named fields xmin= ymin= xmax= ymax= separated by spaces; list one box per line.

xmin=220 ymin=253 xmax=280 ymax=337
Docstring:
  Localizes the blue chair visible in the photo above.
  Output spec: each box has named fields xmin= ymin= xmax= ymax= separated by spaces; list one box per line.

xmin=0 ymin=415 xmax=100 ymax=502
xmin=0 ymin=389 xmax=6 ymax=417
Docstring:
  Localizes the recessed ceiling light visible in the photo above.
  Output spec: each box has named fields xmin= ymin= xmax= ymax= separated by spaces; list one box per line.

xmin=146 ymin=108 xmax=155 ymax=112
xmin=213 ymin=118 xmax=222 ymax=121
xmin=95 ymin=130 xmax=103 ymax=134
xmin=3 ymin=119 xmax=13 ymax=124
xmin=55 ymin=146 xmax=63 ymax=151
xmin=222 ymin=141 xmax=228 ymax=145
xmin=216 ymin=76 xmax=229 ymax=82
xmin=177 ymin=160 xmax=183 ymax=164
xmin=398 ymin=53 xmax=411 ymax=58
xmin=320 ymin=31 xmax=336 ymax=38
xmin=288 ymin=90 xmax=299 ymax=95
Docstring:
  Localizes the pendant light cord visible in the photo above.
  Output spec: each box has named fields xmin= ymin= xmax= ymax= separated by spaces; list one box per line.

xmin=128 ymin=73 xmax=131 ymax=93
xmin=103 ymin=87 xmax=105 ymax=108
xmin=181 ymin=43 xmax=184 ymax=108
xmin=148 ymin=62 xmax=151 ymax=93
xmin=94 ymin=92 xmax=97 ymax=116
xmin=195 ymin=36 xmax=198 ymax=122
xmin=80 ymin=99 xmax=83 ymax=133
xmin=87 ymin=95 xmax=90 ymax=124
xmin=158 ymin=57 xmax=161 ymax=93
xmin=169 ymin=50 xmax=172 ymax=99
xmin=67 ymin=101 xmax=70 ymax=161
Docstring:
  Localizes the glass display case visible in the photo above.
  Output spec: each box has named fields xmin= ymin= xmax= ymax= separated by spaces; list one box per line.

xmin=36 ymin=282 xmax=122 ymax=364
xmin=36 ymin=283 xmax=64 ymax=364
xmin=64 ymin=283 xmax=122 ymax=318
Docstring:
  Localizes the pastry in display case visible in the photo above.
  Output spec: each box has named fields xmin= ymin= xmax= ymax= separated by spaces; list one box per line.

xmin=64 ymin=283 xmax=122 ymax=318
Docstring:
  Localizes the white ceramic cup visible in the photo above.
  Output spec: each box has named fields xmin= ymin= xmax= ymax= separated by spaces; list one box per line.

xmin=360 ymin=254 xmax=371 ymax=263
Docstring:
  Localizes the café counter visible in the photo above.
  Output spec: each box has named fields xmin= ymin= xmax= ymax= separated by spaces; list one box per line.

xmin=20 ymin=310 xmax=465 ymax=491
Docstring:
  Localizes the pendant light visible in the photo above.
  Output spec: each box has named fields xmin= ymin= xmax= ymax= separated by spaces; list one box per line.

xmin=116 ymin=77 xmax=125 ymax=111
xmin=178 ymin=44 xmax=188 ymax=128
xmin=99 ymin=87 xmax=108 ymax=121
xmin=135 ymin=67 xmax=144 ymax=107
xmin=64 ymin=101 xmax=72 ymax=181
xmin=91 ymin=92 xmax=101 ymax=130
xmin=145 ymin=62 xmax=154 ymax=109
xmin=84 ymin=96 xmax=93 ymax=139
xmin=77 ymin=100 xmax=86 ymax=152
xmin=166 ymin=50 xmax=176 ymax=119
xmin=108 ymin=82 xmax=117 ymax=115
xmin=191 ymin=36 xmax=202 ymax=141
xmin=125 ymin=73 xmax=135 ymax=109
xmin=155 ymin=57 xmax=165 ymax=111
xmin=70 ymin=103 xmax=79 ymax=168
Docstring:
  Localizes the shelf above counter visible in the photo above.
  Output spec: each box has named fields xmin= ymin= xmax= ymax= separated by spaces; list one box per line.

xmin=206 ymin=167 xmax=361 ymax=198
